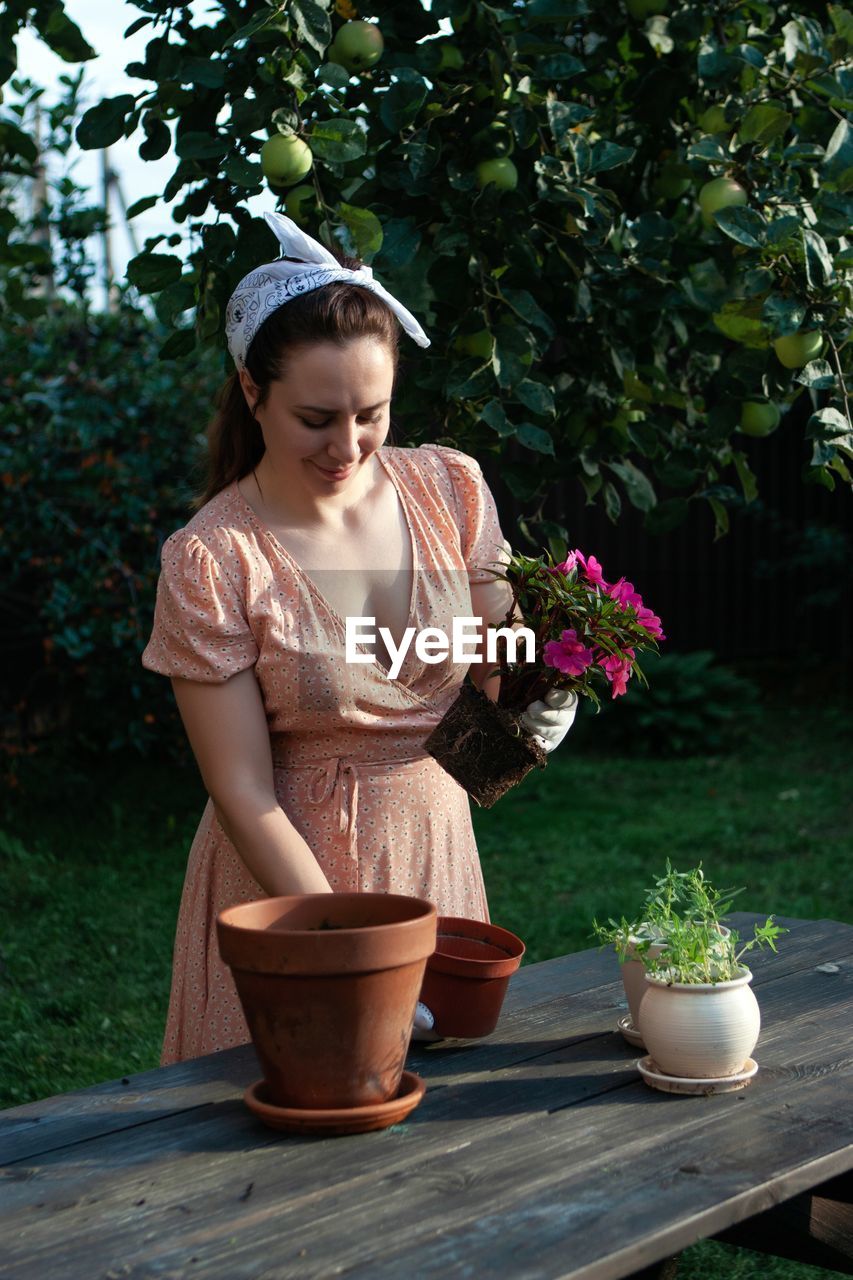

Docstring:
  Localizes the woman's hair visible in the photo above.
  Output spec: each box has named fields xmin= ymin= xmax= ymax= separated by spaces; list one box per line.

xmin=194 ymin=251 xmax=402 ymax=509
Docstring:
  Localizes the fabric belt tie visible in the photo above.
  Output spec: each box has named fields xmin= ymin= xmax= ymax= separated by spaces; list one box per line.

xmin=278 ymin=753 xmax=428 ymax=861
xmin=305 ymin=757 xmax=360 ymax=858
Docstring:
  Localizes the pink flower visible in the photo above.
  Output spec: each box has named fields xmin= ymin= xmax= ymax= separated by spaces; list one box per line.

xmin=636 ymin=604 xmax=666 ymax=641
xmin=575 ymin=550 xmax=606 ymax=587
xmin=547 ymin=552 xmax=578 ymax=576
xmin=608 ymin=577 xmax=643 ymax=610
xmin=598 ymin=649 xmax=635 ymax=698
xmin=543 ymin=628 xmax=595 ymax=676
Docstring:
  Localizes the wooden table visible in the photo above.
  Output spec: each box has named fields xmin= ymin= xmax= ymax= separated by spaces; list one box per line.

xmin=2 ymin=912 xmax=853 ymax=1280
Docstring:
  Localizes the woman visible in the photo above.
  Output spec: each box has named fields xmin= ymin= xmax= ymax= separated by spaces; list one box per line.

xmin=142 ymin=213 xmax=576 ymax=1064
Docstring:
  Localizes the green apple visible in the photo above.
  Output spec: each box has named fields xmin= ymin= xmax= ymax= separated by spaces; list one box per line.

xmin=327 ymin=20 xmax=384 ymax=72
xmin=740 ymin=400 xmax=781 ymax=436
xmin=698 ymin=176 xmax=747 ymax=227
xmin=475 ymin=157 xmax=518 ymax=191
xmin=261 ymin=135 xmax=313 ymax=187
xmin=772 ymin=331 xmax=823 ymax=368
xmin=284 ymin=184 xmax=316 ymax=227
xmin=453 ymin=330 xmax=493 ymax=359
xmin=626 ymin=0 xmax=668 ymax=16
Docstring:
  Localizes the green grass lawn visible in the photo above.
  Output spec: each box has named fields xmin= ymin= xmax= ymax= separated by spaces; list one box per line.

xmin=2 ymin=693 xmax=851 ymax=1278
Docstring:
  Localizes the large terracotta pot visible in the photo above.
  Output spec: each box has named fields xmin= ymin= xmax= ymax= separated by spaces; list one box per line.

xmin=638 ymin=966 xmax=760 ymax=1078
xmin=419 ymin=916 xmax=525 ymax=1038
xmin=217 ymin=893 xmax=436 ymax=1109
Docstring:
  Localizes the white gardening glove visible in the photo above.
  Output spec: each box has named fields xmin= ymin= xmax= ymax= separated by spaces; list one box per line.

xmin=520 ymin=687 xmax=578 ymax=753
xmin=411 ymin=1001 xmax=441 ymax=1042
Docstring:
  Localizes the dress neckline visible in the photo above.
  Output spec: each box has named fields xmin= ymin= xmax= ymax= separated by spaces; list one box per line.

xmin=228 ymin=447 xmax=419 ymax=682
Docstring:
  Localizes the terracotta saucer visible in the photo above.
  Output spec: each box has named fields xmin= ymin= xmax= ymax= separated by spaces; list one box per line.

xmin=617 ymin=1014 xmax=645 ymax=1049
xmin=637 ymin=1055 xmax=758 ymax=1095
xmin=243 ymin=1071 xmax=426 ymax=1136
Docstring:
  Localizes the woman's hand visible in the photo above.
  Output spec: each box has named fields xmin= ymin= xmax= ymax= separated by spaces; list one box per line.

xmin=171 ymin=669 xmax=332 ymax=896
xmin=520 ymin=687 xmax=578 ymax=753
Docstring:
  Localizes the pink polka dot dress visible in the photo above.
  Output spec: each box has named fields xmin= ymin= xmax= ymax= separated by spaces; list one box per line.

xmin=141 ymin=444 xmax=508 ymax=1064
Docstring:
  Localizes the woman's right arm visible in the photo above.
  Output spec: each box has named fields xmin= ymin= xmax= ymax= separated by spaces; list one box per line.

xmin=170 ymin=668 xmax=332 ymax=897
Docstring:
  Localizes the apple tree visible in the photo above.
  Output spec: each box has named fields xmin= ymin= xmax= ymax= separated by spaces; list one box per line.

xmin=5 ymin=0 xmax=853 ymax=537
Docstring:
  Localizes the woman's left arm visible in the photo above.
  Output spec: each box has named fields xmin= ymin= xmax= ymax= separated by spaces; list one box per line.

xmin=467 ymin=540 xmax=516 ymax=701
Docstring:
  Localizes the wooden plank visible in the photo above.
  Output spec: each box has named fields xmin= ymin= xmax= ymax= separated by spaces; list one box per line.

xmin=3 ymin=915 xmax=843 ymax=1167
xmin=0 ymin=1044 xmax=259 ymax=1165
xmin=1 ymin=944 xmax=851 ymax=1280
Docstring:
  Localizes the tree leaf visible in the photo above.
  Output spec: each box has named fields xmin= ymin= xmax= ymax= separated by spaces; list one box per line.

xmin=500 ymin=288 xmax=554 ymax=338
xmin=224 ymin=9 xmax=279 ymax=48
xmin=822 ymin=118 xmax=853 ymax=188
xmin=608 ymin=458 xmax=657 ymax=511
xmin=175 ymin=131 xmax=227 ymax=160
xmin=291 ymin=0 xmax=332 ymax=55
xmin=125 ymin=195 xmax=159 ymax=219
xmin=587 ymin=140 xmax=635 ymax=174
xmin=761 ymin=294 xmax=806 ymax=336
xmin=139 ymin=113 xmax=171 ymax=162
xmin=374 ymin=217 xmax=420 ymax=270
xmin=603 ymin=480 xmax=622 ymax=522
xmin=794 ymin=359 xmax=836 ymax=390
xmin=38 ymin=5 xmax=96 ymax=62
xmin=76 ymin=95 xmax=135 ymax=150
xmin=516 ymin=423 xmax=555 ymax=455
xmin=337 ymin=203 xmax=383 ymax=261
xmin=738 ymin=104 xmax=792 ymax=146
xmin=732 ymin=450 xmax=758 ymax=504
xmin=481 ymin=400 xmax=516 ymax=437
xmin=158 ymin=328 xmax=197 ymax=359
xmin=714 ymin=206 xmax=766 ymax=248
xmin=127 ymin=252 xmax=183 ymax=293
xmin=379 ymin=69 xmax=428 ymax=132
xmin=514 ymin=379 xmax=555 ymax=416
xmin=222 ymin=153 xmax=263 ymax=187
xmin=530 ymin=53 xmax=585 ymax=81
xmin=712 ymin=300 xmax=769 ymax=348
xmin=807 ymin=406 xmax=852 ymax=439
xmin=308 ymin=119 xmax=367 ymax=163
xmin=802 ymin=227 xmax=836 ymax=287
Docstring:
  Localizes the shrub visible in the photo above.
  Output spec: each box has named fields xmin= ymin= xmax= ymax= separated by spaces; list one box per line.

xmin=0 ymin=300 xmax=219 ymax=767
xmin=573 ymin=650 xmax=762 ymax=756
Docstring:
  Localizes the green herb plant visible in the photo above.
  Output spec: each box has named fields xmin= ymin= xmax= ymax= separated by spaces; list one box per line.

xmin=593 ymin=861 xmax=786 ymax=982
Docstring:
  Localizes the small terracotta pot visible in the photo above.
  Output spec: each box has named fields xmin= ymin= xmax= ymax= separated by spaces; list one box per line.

xmin=419 ymin=916 xmax=525 ymax=1038
xmin=217 ymin=893 xmax=436 ymax=1109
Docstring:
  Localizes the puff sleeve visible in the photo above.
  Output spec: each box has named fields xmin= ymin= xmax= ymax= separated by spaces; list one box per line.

xmin=424 ymin=444 xmax=510 ymax=584
xmin=141 ymin=530 xmax=259 ymax=682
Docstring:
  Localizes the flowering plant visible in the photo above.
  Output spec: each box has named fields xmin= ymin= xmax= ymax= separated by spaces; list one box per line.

xmin=487 ymin=546 xmax=666 ymax=713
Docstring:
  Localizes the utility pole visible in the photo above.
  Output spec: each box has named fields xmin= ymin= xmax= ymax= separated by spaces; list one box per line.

xmin=31 ymin=104 xmax=56 ymax=299
xmin=101 ymin=147 xmax=119 ymax=313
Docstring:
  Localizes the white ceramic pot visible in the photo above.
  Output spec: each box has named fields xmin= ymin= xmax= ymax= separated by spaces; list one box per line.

xmin=638 ymin=966 xmax=760 ymax=1079
xmin=621 ymin=923 xmax=730 ymax=1030
xmin=620 ymin=934 xmax=666 ymax=1029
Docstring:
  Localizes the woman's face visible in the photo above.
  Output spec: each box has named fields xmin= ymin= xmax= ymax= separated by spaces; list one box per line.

xmin=240 ymin=336 xmax=396 ymax=497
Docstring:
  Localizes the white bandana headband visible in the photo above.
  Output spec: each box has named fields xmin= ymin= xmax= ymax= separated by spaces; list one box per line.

xmin=224 ymin=211 xmax=431 ymax=370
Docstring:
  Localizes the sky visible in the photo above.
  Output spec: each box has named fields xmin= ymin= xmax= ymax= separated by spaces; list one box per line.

xmin=10 ymin=1 xmax=446 ymax=308
xmin=12 ymin=1 xmax=209 ymax=305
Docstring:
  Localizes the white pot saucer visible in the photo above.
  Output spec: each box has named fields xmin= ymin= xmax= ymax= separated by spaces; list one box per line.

xmin=637 ymin=1056 xmax=758 ymax=1095
xmin=617 ymin=1014 xmax=645 ymax=1049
